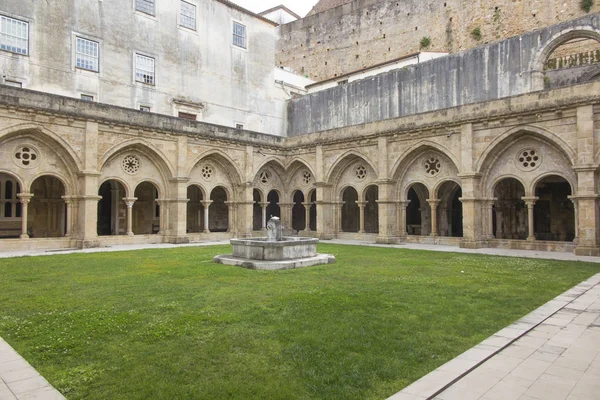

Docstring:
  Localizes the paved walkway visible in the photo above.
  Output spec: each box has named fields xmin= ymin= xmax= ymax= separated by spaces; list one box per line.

xmin=1 ymin=241 xmax=600 ymax=399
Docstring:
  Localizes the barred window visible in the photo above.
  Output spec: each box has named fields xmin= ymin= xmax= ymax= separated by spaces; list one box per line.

xmin=232 ymin=22 xmax=246 ymax=49
xmin=180 ymin=1 xmax=196 ymax=30
xmin=0 ymin=15 xmax=28 ymax=55
xmin=76 ymin=37 xmax=99 ymax=72
xmin=136 ymin=0 xmax=155 ymax=16
xmin=135 ymin=54 xmax=155 ymax=85
xmin=0 ymin=177 xmax=21 ymax=219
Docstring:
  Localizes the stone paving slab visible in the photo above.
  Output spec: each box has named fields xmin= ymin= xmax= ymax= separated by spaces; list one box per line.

xmin=387 ymin=272 xmax=600 ymax=400
xmin=0 ymin=338 xmax=64 ymax=400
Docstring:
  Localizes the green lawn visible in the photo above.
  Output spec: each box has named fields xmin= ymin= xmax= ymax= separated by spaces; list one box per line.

xmin=0 ymin=244 xmax=598 ymax=399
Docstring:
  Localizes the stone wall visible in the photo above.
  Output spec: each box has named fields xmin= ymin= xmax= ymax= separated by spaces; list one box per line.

xmin=286 ymin=13 xmax=600 ymax=136
xmin=277 ymin=0 xmax=599 ymax=82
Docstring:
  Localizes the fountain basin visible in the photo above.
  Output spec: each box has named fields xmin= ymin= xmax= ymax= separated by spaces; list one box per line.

xmin=213 ymin=237 xmax=335 ymax=270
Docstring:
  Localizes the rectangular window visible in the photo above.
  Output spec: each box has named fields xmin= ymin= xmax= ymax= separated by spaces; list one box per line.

xmin=178 ymin=112 xmax=196 ymax=120
xmin=135 ymin=54 xmax=155 ymax=85
xmin=140 ymin=105 xmax=151 ymax=112
xmin=136 ymin=0 xmax=155 ymax=16
xmin=0 ymin=15 xmax=28 ymax=55
xmin=4 ymin=80 xmax=22 ymax=88
xmin=76 ymin=37 xmax=99 ymax=72
xmin=180 ymin=1 xmax=196 ymax=30
xmin=232 ymin=22 xmax=246 ymax=49
xmin=81 ymin=94 xmax=94 ymax=102
xmin=236 ymin=124 xmax=244 ymax=129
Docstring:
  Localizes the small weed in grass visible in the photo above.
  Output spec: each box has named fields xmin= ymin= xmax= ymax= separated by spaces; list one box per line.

xmin=0 ymin=244 xmax=598 ymax=399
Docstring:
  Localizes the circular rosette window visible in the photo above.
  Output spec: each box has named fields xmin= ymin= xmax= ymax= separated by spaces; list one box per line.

xmin=13 ymin=145 xmax=40 ymax=169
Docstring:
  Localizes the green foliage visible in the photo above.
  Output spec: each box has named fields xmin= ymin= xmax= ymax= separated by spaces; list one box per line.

xmin=581 ymin=0 xmax=594 ymax=12
xmin=471 ymin=27 xmax=482 ymax=41
xmin=0 ymin=245 xmax=598 ymax=399
xmin=420 ymin=36 xmax=432 ymax=49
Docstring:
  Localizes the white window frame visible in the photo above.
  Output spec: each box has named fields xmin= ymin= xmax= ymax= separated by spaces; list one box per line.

xmin=0 ymin=15 xmax=29 ymax=55
xmin=75 ymin=36 xmax=99 ymax=72
xmin=4 ymin=80 xmax=22 ymax=88
xmin=179 ymin=1 xmax=196 ymax=31
xmin=139 ymin=105 xmax=151 ymax=112
xmin=135 ymin=0 xmax=155 ymax=16
xmin=0 ymin=177 xmax=21 ymax=221
xmin=135 ymin=53 xmax=156 ymax=86
xmin=232 ymin=21 xmax=247 ymax=50
xmin=80 ymin=94 xmax=94 ymax=102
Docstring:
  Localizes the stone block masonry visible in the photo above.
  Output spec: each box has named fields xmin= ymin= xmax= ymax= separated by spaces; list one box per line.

xmin=277 ymin=0 xmax=598 ymax=82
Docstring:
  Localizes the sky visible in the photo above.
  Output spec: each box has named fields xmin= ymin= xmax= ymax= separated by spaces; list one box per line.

xmin=230 ymin=0 xmax=319 ymax=18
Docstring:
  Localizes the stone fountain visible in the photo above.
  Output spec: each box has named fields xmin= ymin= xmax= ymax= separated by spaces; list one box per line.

xmin=213 ymin=217 xmax=335 ymax=270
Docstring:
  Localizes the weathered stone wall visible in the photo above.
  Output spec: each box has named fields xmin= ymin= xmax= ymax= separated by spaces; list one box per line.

xmin=277 ymin=0 xmax=599 ymax=81
xmin=286 ymin=13 xmax=600 ymax=136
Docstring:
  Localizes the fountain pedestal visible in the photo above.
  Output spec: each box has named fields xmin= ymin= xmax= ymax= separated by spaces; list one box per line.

xmin=213 ymin=217 xmax=335 ymax=270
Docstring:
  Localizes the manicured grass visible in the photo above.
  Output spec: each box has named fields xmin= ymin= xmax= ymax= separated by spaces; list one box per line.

xmin=0 ymin=244 xmax=598 ymax=399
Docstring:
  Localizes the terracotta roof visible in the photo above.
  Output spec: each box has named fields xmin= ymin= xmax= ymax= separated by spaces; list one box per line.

xmin=214 ymin=0 xmax=278 ymax=26
xmin=258 ymin=5 xmax=302 ymax=20
xmin=306 ymin=0 xmax=354 ymax=16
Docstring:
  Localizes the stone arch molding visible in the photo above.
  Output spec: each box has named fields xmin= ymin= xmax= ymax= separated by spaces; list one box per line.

xmin=0 ymin=124 xmax=81 ymax=194
xmin=392 ymin=141 xmax=461 ymax=200
xmin=99 ymin=176 xmax=132 ymax=199
xmin=187 ymin=149 xmax=244 ymax=184
xmin=325 ymin=150 xmax=378 ymax=184
xmin=478 ymin=127 xmax=576 ymax=197
xmin=530 ymin=26 xmax=600 ymax=90
xmin=100 ymin=138 xmax=176 ymax=178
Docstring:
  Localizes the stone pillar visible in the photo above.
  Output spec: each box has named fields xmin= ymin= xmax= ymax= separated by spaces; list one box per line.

xmin=235 ymin=184 xmax=254 ymax=238
xmin=522 ymin=197 xmax=538 ymax=241
xmin=375 ymin=180 xmax=398 ymax=244
xmin=112 ymin=188 xmax=121 ymax=235
xmin=569 ymin=197 xmax=580 ymax=245
xmin=485 ymin=199 xmax=496 ymax=240
xmin=201 ymin=200 xmax=212 ymax=233
xmin=572 ymin=193 xmax=599 ymax=256
xmin=17 ymin=193 xmax=33 ymax=239
xmin=357 ymin=201 xmax=367 ymax=234
xmin=302 ymin=202 xmax=312 ymax=232
xmin=336 ymin=202 xmax=343 ymax=234
xmin=397 ymin=200 xmax=410 ymax=239
xmin=62 ymin=195 xmax=75 ymax=237
xmin=315 ymin=183 xmax=334 ymax=240
xmin=124 ymin=197 xmax=137 ymax=236
xmin=427 ymin=199 xmax=440 ymax=237
xmin=260 ymin=202 xmax=269 ymax=231
xmin=225 ymin=201 xmax=236 ymax=234
xmin=167 ymin=178 xmax=190 ymax=243
xmin=279 ymin=202 xmax=293 ymax=233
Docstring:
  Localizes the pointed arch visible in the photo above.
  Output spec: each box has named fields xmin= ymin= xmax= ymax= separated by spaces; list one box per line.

xmin=187 ymin=149 xmax=243 ymax=184
xmin=325 ymin=150 xmax=378 ymax=184
xmin=476 ymin=125 xmax=576 ymax=174
xmin=390 ymin=140 xmax=460 ymax=182
xmin=285 ymin=157 xmax=316 ymax=178
xmin=254 ymin=157 xmax=287 ymax=177
xmin=101 ymin=138 xmax=175 ymax=177
xmin=0 ymin=123 xmax=83 ymax=172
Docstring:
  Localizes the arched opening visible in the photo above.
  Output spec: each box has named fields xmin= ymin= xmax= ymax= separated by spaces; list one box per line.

xmin=30 ymin=176 xmax=66 ymax=238
xmin=133 ymin=182 xmax=159 ymax=235
xmin=364 ymin=185 xmax=379 ymax=234
xmin=437 ymin=182 xmax=462 ymax=237
xmin=341 ymin=187 xmax=359 ymax=233
xmin=253 ymin=189 xmax=262 ymax=231
xmin=309 ymin=190 xmax=317 ymax=231
xmin=534 ymin=176 xmax=575 ymax=241
xmin=186 ymin=185 xmax=205 ymax=233
xmin=292 ymin=190 xmax=306 ymax=232
xmin=493 ymin=178 xmax=527 ymax=240
xmin=0 ymin=173 xmax=22 ymax=238
xmin=405 ymin=183 xmax=430 ymax=236
xmin=543 ymin=36 xmax=600 ymax=89
xmin=209 ymin=186 xmax=229 ymax=232
xmin=97 ymin=180 xmax=127 ymax=236
xmin=266 ymin=190 xmax=280 ymax=219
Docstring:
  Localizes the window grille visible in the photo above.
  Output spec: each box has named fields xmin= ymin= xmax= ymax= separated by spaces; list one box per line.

xmin=136 ymin=0 xmax=155 ymax=15
xmin=180 ymin=1 xmax=196 ymax=30
xmin=0 ymin=15 xmax=28 ymax=55
xmin=76 ymin=37 xmax=99 ymax=72
xmin=233 ymin=22 xmax=246 ymax=49
xmin=178 ymin=112 xmax=196 ymax=120
xmin=136 ymin=54 xmax=155 ymax=85
xmin=0 ymin=178 xmax=21 ymax=219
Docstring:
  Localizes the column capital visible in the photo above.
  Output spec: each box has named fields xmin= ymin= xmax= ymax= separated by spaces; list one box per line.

xmin=123 ymin=197 xmax=137 ymax=207
xmin=356 ymin=201 xmax=368 ymax=207
xmin=259 ymin=202 xmax=269 ymax=207
xmin=426 ymin=199 xmax=441 ymax=206
xmin=522 ymin=196 xmax=539 ymax=206
xmin=397 ymin=200 xmax=411 ymax=208
xmin=17 ymin=193 xmax=34 ymax=203
xmin=201 ymin=200 xmax=213 ymax=207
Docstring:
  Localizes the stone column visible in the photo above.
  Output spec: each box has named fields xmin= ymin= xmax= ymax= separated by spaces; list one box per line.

xmin=201 ymin=200 xmax=212 ymax=233
xmin=235 ymin=184 xmax=254 ymax=238
xmin=124 ymin=197 xmax=137 ymax=236
xmin=225 ymin=201 xmax=236 ymax=234
xmin=569 ymin=197 xmax=580 ymax=245
xmin=17 ymin=193 xmax=33 ymax=239
xmin=112 ymin=188 xmax=121 ymax=235
xmin=397 ymin=200 xmax=410 ymax=239
xmin=427 ymin=199 xmax=440 ymax=237
xmin=336 ymin=202 xmax=343 ymax=233
xmin=571 ymin=193 xmax=599 ymax=255
xmin=62 ymin=195 xmax=75 ymax=237
xmin=260 ymin=202 xmax=269 ymax=231
xmin=522 ymin=197 xmax=538 ymax=241
xmin=357 ymin=201 xmax=367 ymax=234
xmin=279 ymin=202 xmax=293 ymax=233
xmin=302 ymin=202 xmax=312 ymax=232
xmin=485 ymin=199 xmax=496 ymax=240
